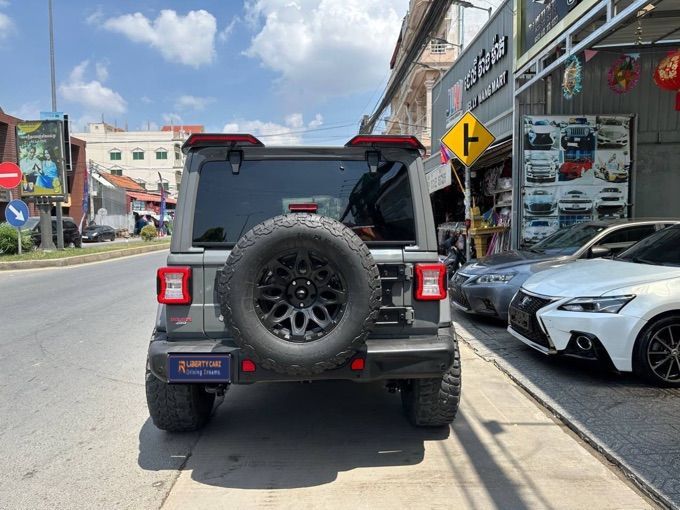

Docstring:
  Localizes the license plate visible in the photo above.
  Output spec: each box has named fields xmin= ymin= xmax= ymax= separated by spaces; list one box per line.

xmin=574 ymin=137 xmax=581 ymax=142
xmin=167 ymin=354 xmax=231 ymax=382
xmin=510 ymin=307 xmax=531 ymax=332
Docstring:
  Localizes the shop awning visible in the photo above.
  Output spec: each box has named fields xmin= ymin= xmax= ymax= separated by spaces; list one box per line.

xmin=127 ymin=191 xmax=177 ymax=205
xmin=469 ymin=138 xmax=512 ymax=169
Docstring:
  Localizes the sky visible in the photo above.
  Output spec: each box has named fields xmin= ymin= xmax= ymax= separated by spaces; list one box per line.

xmin=0 ymin=0 xmax=495 ymax=145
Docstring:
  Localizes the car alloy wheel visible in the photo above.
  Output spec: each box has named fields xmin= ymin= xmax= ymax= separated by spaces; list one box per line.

xmin=253 ymin=249 xmax=347 ymax=343
xmin=646 ymin=324 xmax=680 ymax=383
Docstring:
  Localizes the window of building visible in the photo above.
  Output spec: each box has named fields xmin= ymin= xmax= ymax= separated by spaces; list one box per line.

xmin=430 ymin=41 xmax=448 ymax=54
xmin=156 ymin=149 xmax=168 ymax=160
xmin=110 ymin=168 xmax=123 ymax=176
xmin=158 ymin=181 xmax=170 ymax=192
xmin=132 ymin=149 xmax=145 ymax=160
xmin=110 ymin=150 xmax=121 ymax=161
xmin=174 ymin=144 xmax=181 ymax=161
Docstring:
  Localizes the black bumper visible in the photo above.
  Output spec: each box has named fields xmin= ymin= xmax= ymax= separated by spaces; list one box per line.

xmin=147 ymin=327 xmax=457 ymax=384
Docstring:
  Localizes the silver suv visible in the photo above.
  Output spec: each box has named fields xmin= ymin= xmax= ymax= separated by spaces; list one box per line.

xmin=146 ymin=134 xmax=460 ymax=431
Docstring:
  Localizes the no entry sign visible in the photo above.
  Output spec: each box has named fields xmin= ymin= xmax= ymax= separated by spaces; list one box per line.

xmin=0 ymin=162 xmax=23 ymax=190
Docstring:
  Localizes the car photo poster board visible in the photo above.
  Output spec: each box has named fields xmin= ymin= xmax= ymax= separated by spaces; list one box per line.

xmin=521 ymin=115 xmax=633 ymax=246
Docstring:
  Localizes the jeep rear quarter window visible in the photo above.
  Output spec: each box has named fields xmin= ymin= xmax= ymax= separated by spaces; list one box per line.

xmin=192 ymin=159 xmax=416 ymax=246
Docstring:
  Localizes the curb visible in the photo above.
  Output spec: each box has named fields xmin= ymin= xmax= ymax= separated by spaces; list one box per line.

xmin=0 ymin=243 xmax=170 ymax=270
xmin=454 ymin=322 xmax=672 ymax=510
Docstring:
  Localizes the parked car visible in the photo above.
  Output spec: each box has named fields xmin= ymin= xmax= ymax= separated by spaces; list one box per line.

xmin=524 ymin=189 xmax=556 ymax=215
xmin=561 ymin=117 xmax=596 ymax=151
xmin=450 ymin=220 xmax=676 ymax=322
xmin=25 ymin=216 xmax=82 ymax=248
xmin=507 ymin=224 xmax=680 ymax=387
xmin=523 ymin=219 xmax=557 ymax=245
xmin=558 ymin=190 xmax=594 ymax=214
xmin=596 ymin=187 xmax=627 ymax=218
xmin=559 ymin=158 xmax=592 ymax=181
xmin=525 ymin=152 xmax=558 ymax=183
xmin=82 ymin=224 xmax=116 ymax=242
xmin=597 ymin=118 xmax=628 ymax=147
xmin=595 ymin=155 xmax=629 ymax=182
xmin=525 ymin=120 xmax=557 ymax=149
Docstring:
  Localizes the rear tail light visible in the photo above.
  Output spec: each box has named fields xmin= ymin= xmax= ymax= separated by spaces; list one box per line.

xmin=414 ymin=263 xmax=447 ymax=301
xmin=350 ymin=358 xmax=365 ymax=371
xmin=157 ymin=267 xmax=192 ymax=304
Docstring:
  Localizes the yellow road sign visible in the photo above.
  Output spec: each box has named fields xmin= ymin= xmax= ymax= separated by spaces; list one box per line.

xmin=440 ymin=111 xmax=496 ymax=167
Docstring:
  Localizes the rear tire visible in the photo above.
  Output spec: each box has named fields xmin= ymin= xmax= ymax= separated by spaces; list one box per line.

xmin=145 ymin=369 xmax=216 ymax=432
xmin=401 ymin=339 xmax=461 ymax=427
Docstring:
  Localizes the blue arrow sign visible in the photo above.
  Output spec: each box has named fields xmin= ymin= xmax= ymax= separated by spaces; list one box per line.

xmin=5 ymin=199 xmax=29 ymax=228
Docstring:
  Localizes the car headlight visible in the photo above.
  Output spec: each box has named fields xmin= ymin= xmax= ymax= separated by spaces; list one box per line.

xmin=474 ymin=273 xmax=516 ymax=284
xmin=558 ymin=295 xmax=635 ymax=313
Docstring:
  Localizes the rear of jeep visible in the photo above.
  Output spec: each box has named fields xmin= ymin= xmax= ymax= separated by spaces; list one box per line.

xmin=146 ymin=133 xmax=460 ymax=431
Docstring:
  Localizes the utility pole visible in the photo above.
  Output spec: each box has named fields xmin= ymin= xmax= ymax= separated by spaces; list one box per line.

xmin=44 ymin=0 xmax=64 ymax=250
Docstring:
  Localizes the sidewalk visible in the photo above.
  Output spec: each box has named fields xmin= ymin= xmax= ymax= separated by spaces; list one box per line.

xmin=453 ymin=311 xmax=680 ymax=509
xmin=160 ymin=342 xmax=653 ymax=510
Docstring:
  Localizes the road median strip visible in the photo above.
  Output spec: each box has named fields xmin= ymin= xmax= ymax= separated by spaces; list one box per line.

xmin=0 ymin=242 xmax=170 ymax=270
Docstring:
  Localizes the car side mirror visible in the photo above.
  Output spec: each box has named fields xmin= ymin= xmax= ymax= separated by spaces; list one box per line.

xmin=589 ymin=246 xmax=611 ymax=259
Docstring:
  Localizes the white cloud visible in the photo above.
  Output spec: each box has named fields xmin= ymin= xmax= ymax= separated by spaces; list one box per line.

xmin=85 ymin=6 xmax=104 ymax=25
xmin=8 ymin=101 xmax=40 ymax=120
xmin=59 ymin=60 xmax=127 ymax=115
xmin=175 ymin=95 xmax=215 ymax=111
xmin=244 ymin=0 xmax=407 ymax=99
xmin=162 ymin=112 xmax=183 ymax=125
xmin=218 ymin=18 xmax=238 ymax=43
xmin=95 ymin=61 xmax=109 ymax=82
xmin=223 ymin=113 xmax=324 ymax=145
xmin=0 ymin=12 xmax=14 ymax=39
xmin=103 ymin=9 xmax=217 ymax=68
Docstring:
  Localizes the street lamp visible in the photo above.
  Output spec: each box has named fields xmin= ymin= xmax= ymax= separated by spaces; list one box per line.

xmin=451 ymin=0 xmax=492 ymax=17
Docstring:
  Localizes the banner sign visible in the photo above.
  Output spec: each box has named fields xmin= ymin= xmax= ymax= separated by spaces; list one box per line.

xmin=427 ymin=164 xmax=452 ymax=194
xmin=521 ymin=115 xmax=633 ymax=245
xmin=519 ymin=0 xmax=582 ymax=57
xmin=16 ymin=120 xmax=67 ymax=198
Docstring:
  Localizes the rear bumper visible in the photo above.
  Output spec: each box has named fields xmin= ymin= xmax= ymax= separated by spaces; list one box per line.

xmin=147 ymin=327 xmax=457 ymax=384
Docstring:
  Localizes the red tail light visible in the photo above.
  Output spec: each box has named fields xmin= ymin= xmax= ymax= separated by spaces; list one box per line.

xmin=350 ymin=358 xmax=365 ymax=371
xmin=414 ymin=263 xmax=447 ymax=301
xmin=345 ymin=135 xmax=425 ymax=152
xmin=157 ymin=267 xmax=192 ymax=304
xmin=241 ymin=359 xmax=256 ymax=372
xmin=181 ymin=133 xmax=264 ymax=153
xmin=288 ymin=203 xmax=318 ymax=213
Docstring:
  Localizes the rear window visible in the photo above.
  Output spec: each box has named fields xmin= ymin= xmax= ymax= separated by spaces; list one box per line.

xmin=193 ymin=159 xmax=416 ymax=246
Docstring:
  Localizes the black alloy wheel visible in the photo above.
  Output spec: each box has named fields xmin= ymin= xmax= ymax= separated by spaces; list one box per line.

xmin=646 ymin=323 xmax=680 ymax=384
xmin=254 ymin=249 xmax=347 ymax=343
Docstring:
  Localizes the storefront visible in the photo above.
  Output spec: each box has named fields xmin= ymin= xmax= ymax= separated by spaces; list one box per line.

xmin=426 ymin=0 xmax=514 ymax=257
xmin=511 ymin=0 xmax=680 ymax=248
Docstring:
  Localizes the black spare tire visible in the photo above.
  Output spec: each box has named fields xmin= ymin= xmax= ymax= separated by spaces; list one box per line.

xmin=218 ymin=214 xmax=381 ymax=376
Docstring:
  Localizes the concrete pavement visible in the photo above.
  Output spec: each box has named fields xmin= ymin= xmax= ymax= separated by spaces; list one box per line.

xmin=161 ymin=342 xmax=651 ymax=510
xmin=0 ymin=253 xmax=655 ymax=509
xmin=453 ymin=310 xmax=680 ymax=508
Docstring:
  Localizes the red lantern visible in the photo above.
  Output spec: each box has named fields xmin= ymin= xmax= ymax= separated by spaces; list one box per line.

xmin=654 ymin=50 xmax=680 ymax=111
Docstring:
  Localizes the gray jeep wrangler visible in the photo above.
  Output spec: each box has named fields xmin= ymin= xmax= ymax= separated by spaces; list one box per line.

xmin=146 ymin=133 xmax=461 ymax=431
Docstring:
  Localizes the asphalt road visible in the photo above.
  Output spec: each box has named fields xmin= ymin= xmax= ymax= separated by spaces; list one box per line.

xmin=0 ymin=253 xmax=653 ymax=509
xmin=454 ymin=310 xmax=680 ymax=508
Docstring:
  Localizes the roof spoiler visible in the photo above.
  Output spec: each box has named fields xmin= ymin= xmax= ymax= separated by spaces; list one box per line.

xmin=345 ymin=135 xmax=425 ymax=153
xmin=181 ymin=133 xmax=264 ymax=154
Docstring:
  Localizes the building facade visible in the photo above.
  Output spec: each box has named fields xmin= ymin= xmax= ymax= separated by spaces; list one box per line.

xmin=382 ymin=0 xmax=462 ymax=154
xmin=426 ymin=0 xmax=514 ymax=256
xmin=72 ymin=123 xmax=203 ymax=195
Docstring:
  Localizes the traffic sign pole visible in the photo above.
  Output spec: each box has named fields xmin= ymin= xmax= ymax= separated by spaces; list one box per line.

xmin=16 ymin=226 xmax=21 ymax=255
xmin=465 ymin=165 xmax=471 ymax=262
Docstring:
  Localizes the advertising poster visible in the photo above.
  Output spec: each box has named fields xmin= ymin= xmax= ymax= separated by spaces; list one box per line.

xmin=16 ymin=120 xmax=66 ymax=198
xmin=521 ymin=115 xmax=632 ymax=245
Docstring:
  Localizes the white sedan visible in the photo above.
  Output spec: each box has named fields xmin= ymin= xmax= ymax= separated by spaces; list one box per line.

xmin=507 ymin=224 xmax=680 ymax=386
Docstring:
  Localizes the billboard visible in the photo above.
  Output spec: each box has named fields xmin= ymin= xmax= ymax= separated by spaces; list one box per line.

xmin=521 ymin=115 xmax=633 ymax=245
xmin=16 ymin=120 xmax=67 ymax=198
